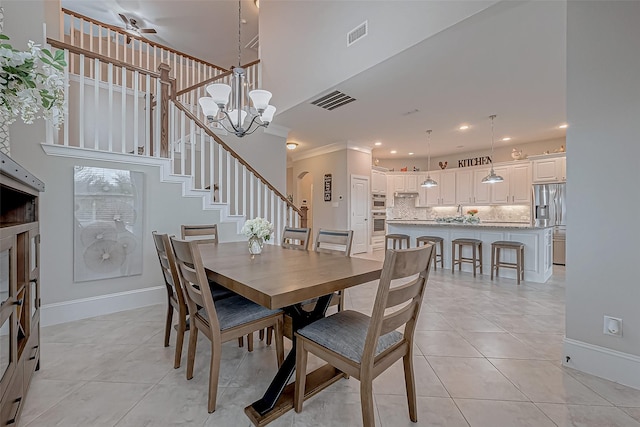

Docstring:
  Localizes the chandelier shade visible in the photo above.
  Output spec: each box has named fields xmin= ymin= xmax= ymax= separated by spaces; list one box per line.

xmin=197 ymin=0 xmax=275 ymax=137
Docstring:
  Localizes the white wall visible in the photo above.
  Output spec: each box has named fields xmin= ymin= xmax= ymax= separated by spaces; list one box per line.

xmin=260 ymin=1 xmax=497 ymax=113
xmin=564 ymin=0 xmax=640 ymax=387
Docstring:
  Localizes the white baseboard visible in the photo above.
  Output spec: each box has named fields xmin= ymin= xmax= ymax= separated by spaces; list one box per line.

xmin=41 ymin=286 xmax=166 ymax=327
xmin=563 ymin=337 xmax=640 ymax=390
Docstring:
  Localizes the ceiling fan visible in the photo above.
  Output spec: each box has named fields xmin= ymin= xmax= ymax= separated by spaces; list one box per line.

xmin=117 ymin=13 xmax=156 ymax=43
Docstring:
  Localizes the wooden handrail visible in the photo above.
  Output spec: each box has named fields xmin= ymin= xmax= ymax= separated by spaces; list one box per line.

xmin=172 ymin=100 xmax=303 ymax=217
xmin=62 ymin=8 xmax=227 ymax=73
xmin=48 ymin=38 xmax=162 ymax=78
xmin=175 ymin=59 xmax=261 ymax=98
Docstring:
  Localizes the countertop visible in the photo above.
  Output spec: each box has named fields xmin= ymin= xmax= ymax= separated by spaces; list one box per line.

xmin=386 ymin=219 xmax=552 ymax=229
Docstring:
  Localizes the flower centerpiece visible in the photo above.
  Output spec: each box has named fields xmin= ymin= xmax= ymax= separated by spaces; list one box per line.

xmin=241 ymin=217 xmax=274 ymax=255
xmin=465 ymin=209 xmax=480 ymax=224
xmin=0 ymin=35 xmax=66 ymax=129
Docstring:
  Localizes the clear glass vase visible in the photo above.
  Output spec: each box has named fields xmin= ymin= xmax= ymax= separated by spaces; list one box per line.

xmin=248 ymin=236 xmax=264 ymax=255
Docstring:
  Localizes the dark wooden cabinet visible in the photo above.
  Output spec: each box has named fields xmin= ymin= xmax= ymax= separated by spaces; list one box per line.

xmin=1 ymin=153 xmax=44 ymax=425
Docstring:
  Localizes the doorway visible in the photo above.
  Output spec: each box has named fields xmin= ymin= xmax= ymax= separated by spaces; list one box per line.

xmin=297 ymin=171 xmax=313 ymax=238
xmin=350 ymin=175 xmax=369 ymax=254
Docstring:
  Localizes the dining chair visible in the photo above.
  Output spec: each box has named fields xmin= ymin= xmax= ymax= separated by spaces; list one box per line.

xmin=181 ymin=224 xmax=256 ymax=349
xmin=314 ymin=228 xmax=354 ymax=311
xmin=294 ymin=244 xmax=435 ymax=426
xmin=281 ymin=226 xmax=311 ymax=251
xmin=152 ymin=231 xmax=188 ymax=369
xmin=170 ymin=237 xmax=285 ymax=413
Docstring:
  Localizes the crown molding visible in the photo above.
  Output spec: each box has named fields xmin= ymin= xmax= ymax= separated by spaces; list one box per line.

xmin=264 ymin=123 xmax=290 ymax=139
xmin=291 ymin=142 xmax=371 ymax=162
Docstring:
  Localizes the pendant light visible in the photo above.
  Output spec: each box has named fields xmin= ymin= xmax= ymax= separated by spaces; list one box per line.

xmin=421 ymin=130 xmax=438 ymax=188
xmin=198 ymin=0 xmax=275 ymax=137
xmin=481 ymin=115 xmax=504 ymax=184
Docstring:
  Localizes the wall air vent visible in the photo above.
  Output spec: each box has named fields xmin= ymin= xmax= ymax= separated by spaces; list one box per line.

xmin=311 ymin=91 xmax=356 ymax=111
xmin=347 ymin=20 xmax=368 ymax=47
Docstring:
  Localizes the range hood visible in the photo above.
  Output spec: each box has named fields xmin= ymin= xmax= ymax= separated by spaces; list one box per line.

xmin=394 ymin=191 xmax=419 ymax=198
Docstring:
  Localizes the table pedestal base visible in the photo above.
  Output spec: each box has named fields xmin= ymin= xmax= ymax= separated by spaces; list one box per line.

xmin=244 ymin=364 xmax=344 ymax=427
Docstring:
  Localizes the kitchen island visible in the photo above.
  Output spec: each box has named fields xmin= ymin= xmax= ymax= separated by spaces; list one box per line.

xmin=387 ymin=220 xmax=554 ymax=283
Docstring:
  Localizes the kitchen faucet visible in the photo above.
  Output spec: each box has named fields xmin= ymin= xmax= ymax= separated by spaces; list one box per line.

xmin=457 ymin=204 xmax=464 ymax=216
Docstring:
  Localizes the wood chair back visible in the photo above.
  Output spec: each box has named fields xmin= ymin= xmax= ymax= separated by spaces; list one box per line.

xmin=181 ymin=224 xmax=218 ymax=243
xmin=170 ymin=238 xmax=221 ymax=334
xmin=364 ymin=245 xmax=434 ymax=367
xmin=314 ymin=229 xmax=353 ymax=256
xmin=281 ymin=227 xmax=311 ymax=251
xmin=152 ymin=231 xmax=185 ymax=309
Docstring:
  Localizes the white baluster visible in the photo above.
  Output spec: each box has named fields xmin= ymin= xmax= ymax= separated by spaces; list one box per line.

xmin=218 ymin=144 xmax=223 ymax=203
xmin=190 ymin=118 xmax=196 ymax=182
xmin=107 ymin=62 xmax=113 ymax=151
xmin=154 ymin=79 xmax=161 ymax=157
xmin=120 ymin=66 xmax=127 ymax=153
xmin=63 ymin=49 xmax=69 ymax=146
xmin=79 ymin=54 xmax=85 ymax=148
xmin=145 ymin=73 xmax=151 ymax=156
xmin=133 ymin=70 xmax=139 ymax=154
xmin=200 ymin=127 xmax=205 ymax=189
xmin=180 ymin=108 xmax=186 ymax=174
xmin=93 ymin=58 xmax=100 ymax=149
xmin=249 ymin=174 xmax=255 ymax=219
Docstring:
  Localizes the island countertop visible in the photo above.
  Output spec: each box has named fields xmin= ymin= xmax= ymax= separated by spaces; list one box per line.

xmin=386 ymin=219 xmax=552 ymax=230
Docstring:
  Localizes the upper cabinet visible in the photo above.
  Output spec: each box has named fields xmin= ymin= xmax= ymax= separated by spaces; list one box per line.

xmin=455 ymin=170 xmax=473 ymax=204
xmin=417 ymin=171 xmax=456 ymax=207
xmin=371 ymin=170 xmax=386 ymax=194
xmin=473 ymin=168 xmax=492 ymax=204
xmin=530 ymin=154 xmax=566 ymax=183
xmin=489 ymin=163 xmax=531 ymax=204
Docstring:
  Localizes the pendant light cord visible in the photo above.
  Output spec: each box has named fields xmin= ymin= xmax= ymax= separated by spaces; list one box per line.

xmin=426 ymin=129 xmax=433 ymax=175
xmin=489 ymin=114 xmax=496 ymax=170
xmin=237 ymin=0 xmax=242 ymax=68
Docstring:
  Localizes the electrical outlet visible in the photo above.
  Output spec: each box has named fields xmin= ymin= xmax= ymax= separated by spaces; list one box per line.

xmin=604 ymin=316 xmax=622 ymax=337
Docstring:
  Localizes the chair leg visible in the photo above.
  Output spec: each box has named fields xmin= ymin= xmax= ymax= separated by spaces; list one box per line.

xmin=360 ymin=377 xmax=375 ymax=427
xmin=294 ymin=339 xmax=308 ymax=413
xmin=164 ymin=304 xmax=173 ymax=347
xmin=247 ymin=332 xmax=254 ymax=352
xmin=238 ymin=336 xmax=244 ymax=347
xmin=274 ymin=317 xmax=284 ymax=367
xmin=259 ymin=329 xmax=265 ymax=341
xmin=174 ymin=313 xmax=186 ymax=369
xmin=266 ymin=326 xmax=273 ymax=346
xmin=403 ymin=354 xmax=418 ymax=422
xmin=338 ymin=290 xmax=345 ymax=312
xmin=186 ymin=324 xmax=198 ymax=380
xmin=207 ymin=340 xmax=222 ymax=413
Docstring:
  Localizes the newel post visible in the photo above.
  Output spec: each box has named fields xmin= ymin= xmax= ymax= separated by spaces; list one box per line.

xmin=158 ymin=63 xmax=171 ymax=158
xmin=300 ymin=206 xmax=308 ymax=228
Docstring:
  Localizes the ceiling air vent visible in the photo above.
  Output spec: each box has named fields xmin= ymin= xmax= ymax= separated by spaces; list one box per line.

xmin=311 ymin=91 xmax=356 ymax=111
xmin=347 ymin=20 xmax=368 ymax=47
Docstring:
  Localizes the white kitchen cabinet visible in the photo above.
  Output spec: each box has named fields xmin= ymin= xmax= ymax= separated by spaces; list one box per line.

xmin=393 ymin=175 xmax=405 ymax=192
xmin=440 ymin=171 xmax=457 ymax=205
xmin=415 ymin=174 xmax=427 ymax=206
xmin=386 ymin=175 xmax=395 ymax=207
xmin=371 ymin=169 xmax=386 ymax=194
xmin=531 ymin=154 xmax=566 ymax=183
xmin=473 ymin=168 xmax=492 ymax=204
xmin=405 ymin=175 xmax=419 ymax=192
xmin=510 ymin=163 xmax=532 ymax=203
xmin=456 ymin=169 xmax=473 ymax=204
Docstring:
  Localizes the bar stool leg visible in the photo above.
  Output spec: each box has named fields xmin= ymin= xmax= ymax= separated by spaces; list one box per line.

xmin=495 ymin=247 xmax=501 ymax=277
xmin=479 ymin=242 xmax=483 ymax=275
xmin=472 ymin=244 xmax=477 ymax=277
xmin=517 ymin=246 xmax=523 ymax=285
xmin=451 ymin=242 xmax=455 ymax=274
xmin=521 ymin=246 xmax=525 ymax=282
xmin=490 ymin=245 xmax=495 ymax=280
xmin=439 ymin=240 xmax=444 ymax=269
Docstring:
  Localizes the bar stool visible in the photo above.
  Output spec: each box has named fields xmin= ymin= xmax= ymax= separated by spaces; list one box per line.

xmin=416 ymin=236 xmax=444 ymax=270
xmin=491 ymin=241 xmax=525 ymax=284
xmin=385 ymin=234 xmax=410 ymax=249
xmin=451 ymin=238 xmax=483 ymax=277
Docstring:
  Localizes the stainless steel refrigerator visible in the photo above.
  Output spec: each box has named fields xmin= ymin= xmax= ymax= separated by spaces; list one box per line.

xmin=532 ymin=183 xmax=566 ymax=265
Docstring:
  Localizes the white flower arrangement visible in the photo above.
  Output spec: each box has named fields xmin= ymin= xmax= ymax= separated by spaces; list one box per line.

xmin=241 ymin=217 xmax=274 ymax=241
xmin=0 ymin=35 xmax=66 ymax=127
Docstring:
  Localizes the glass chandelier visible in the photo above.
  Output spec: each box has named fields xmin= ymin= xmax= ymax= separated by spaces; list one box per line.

xmin=481 ymin=114 xmax=504 ymax=184
xmin=198 ymin=1 xmax=275 ymax=137
xmin=421 ymin=130 xmax=438 ymax=188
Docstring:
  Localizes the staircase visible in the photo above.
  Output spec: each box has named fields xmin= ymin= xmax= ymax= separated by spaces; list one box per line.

xmin=42 ymin=10 xmax=302 ymax=239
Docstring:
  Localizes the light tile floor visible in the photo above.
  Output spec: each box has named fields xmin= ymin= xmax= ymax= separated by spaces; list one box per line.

xmin=20 ymin=255 xmax=640 ymax=427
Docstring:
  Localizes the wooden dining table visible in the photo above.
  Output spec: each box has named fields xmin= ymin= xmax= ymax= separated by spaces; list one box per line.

xmin=199 ymin=241 xmax=383 ymax=426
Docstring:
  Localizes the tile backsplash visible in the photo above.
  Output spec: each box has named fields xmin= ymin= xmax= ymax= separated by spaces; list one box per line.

xmin=389 ymin=197 xmax=531 ymax=223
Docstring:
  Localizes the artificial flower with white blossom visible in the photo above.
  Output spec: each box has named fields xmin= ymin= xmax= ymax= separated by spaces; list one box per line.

xmin=0 ymin=35 xmax=66 ymax=127
xmin=241 ymin=217 xmax=274 ymax=241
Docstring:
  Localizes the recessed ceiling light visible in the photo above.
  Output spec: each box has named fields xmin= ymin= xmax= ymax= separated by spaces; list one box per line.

xmin=408 ymin=152 xmax=414 ymax=156
xmin=390 ymin=150 xmax=397 ymax=154
xmin=286 ymin=142 xmax=298 ymax=150
xmin=559 ymin=124 xmax=568 ymax=129
xmin=374 ymin=142 xmax=382 ymax=146
xmin=459 ymin=125 xmax=470 ymax=131
xmin=501 ymin=137 xmax=512 ymax=141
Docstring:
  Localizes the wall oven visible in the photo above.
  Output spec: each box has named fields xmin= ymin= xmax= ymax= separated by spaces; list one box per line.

xmin=372 ymin=211 xmax=386 ymax=236
xmin=372 ymin=193 xmax=387 ymax=210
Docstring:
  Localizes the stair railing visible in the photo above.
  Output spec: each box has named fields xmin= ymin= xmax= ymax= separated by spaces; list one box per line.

xmin=61 ymin=8 xmax=227 ymax=92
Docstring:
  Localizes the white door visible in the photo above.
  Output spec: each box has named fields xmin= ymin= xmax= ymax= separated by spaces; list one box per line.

xmin=351 ymin=175 xmax=369 ymax=254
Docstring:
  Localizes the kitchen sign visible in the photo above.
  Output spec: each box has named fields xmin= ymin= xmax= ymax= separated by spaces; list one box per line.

xmin=458 ymin=156 xmax=492 ymax=168
xmin=324 ymin=174 xmax=332 ymax=202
